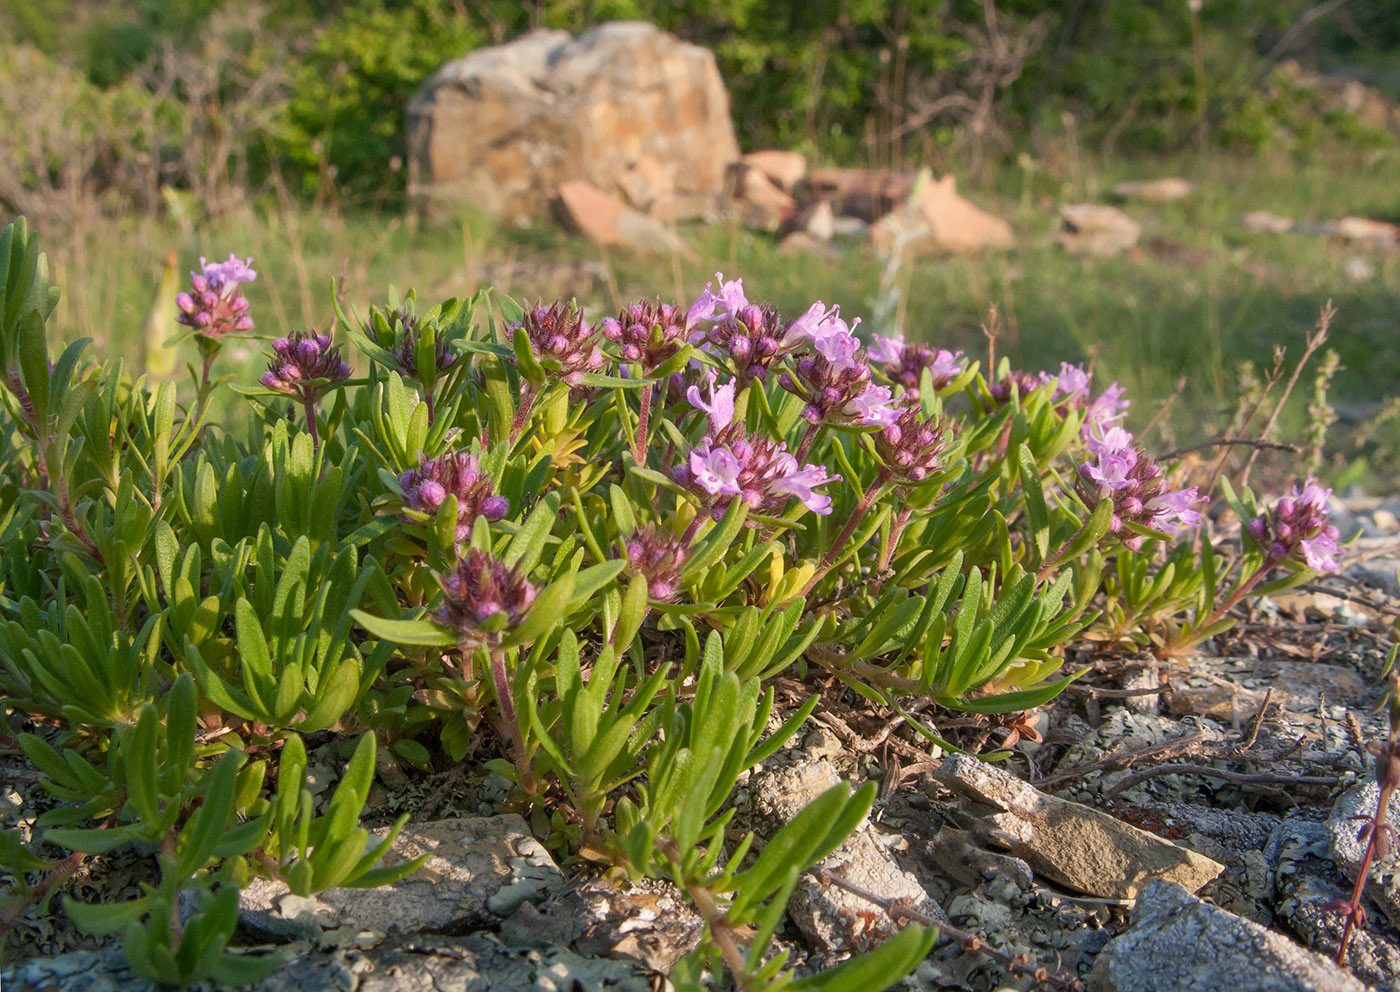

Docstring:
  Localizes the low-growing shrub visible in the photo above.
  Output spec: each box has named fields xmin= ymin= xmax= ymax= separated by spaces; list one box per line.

xmin=0 ymin=215 xmax=1342 ymax=988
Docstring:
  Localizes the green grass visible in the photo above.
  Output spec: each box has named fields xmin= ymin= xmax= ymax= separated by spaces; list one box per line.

xmin=19 ymin=147 xmax=1400 ymax=479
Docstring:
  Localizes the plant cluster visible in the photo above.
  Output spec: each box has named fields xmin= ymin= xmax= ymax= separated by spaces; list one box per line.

xmin=1 ymin=216 xmax=1345 ymax=989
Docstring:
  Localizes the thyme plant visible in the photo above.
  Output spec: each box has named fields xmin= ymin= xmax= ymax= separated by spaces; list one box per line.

xmin=0 ymin=217 xmax=1342 ymax=989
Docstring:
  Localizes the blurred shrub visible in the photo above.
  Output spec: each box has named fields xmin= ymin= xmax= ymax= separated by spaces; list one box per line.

xmin=275 ymin=0 xmax=481 ymax=203
xmin=1 ymin=0 xmax=1395 ymax=210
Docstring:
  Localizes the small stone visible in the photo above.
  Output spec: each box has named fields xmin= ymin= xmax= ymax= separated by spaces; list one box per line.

xmin=806 ymin=200 xmax=836 ymax=241
xmin=1089 ymin=880 xmax=1366 ymax=992
xmin=239 ymin=815 xmax=563 ymax=940
xmin=741 ymin=149 xmax=807 ymax=191
xmin=1112 ymin=178 xmax=1194 ymax=202
xmin=1241 ymin=210 xmax=1294 ymax=233
xmin=1058 ymin=204 xmax=1141 ymax=257
xmin=748 ymin=758 xmax=946 ymax=953
xmin=1345 ymin=257 xmax=1375 ymax=282
xmin=934 ymin=755 xmax=1224 ymax=899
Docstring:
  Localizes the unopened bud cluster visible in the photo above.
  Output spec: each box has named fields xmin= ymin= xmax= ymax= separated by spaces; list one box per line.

xmin=519 ymin=301 xmax=606 ymax=387
xmin=437 ymin=548 xmax=537 ymax=649
xmin=621 ymin=524 xmax=688 ymax=601
xmin=875 ymin=408 xmax=950 ymax=483
xmin=600 ymin=299 xmax=689 ymax=372
xmin=259 ymin=331 xmax=351 ymax=402
xmin=399 ymin=452 xmax=509 ymax=540
xmin=386 ymin=306 xmax=458 ymax=379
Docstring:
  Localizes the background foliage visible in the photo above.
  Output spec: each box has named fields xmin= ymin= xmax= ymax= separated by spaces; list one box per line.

xmin=1 ymin=0 xmax=1397 ymax=209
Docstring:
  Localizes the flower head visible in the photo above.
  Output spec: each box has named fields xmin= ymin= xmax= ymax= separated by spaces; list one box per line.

xmin=686 ymin=371 xmax=736 ymax=432
xmin=600 ymin=299 xmax=690 ymax=372
xmin=870 ymin=334 xmax=966 ymax=397
xmin=517 ymin=300 xmax=607 ymax=387
xmin=175 ymin=253 xmax=256 ymax=338
xmin=675 ymin=424 xmax=838 ymax=519
xmin=437 ymin=549 xmax=538 ymax=650
xmin=1076 ymin=427 xmax=1203 ymax=550
xmin=788 ymin=302 xmax=862 ymax=369
xmin=686 ymin=272 xmax=749 ymax=326
xmin=875 ymin=408 xmax=950 ymax=483
xmin=989 ymin=369 xmax=1045 ymax=405
xmin=621 ymin=524 xmax=689 ymax=601
xmin=1247 ymin=477 xmax=1342 ymax=571
xmin=399 ymin=452 xmax=509 ymax=540
xmin=1083 ymin=382 xmax=1130 ymax=436
xmin=779 ymin=351 xmax=901 ymax=428
xmin=259 ymin=331 xmax=351 ymax=403
xmin=1042 ymin=362 xmax=1092 ymax=403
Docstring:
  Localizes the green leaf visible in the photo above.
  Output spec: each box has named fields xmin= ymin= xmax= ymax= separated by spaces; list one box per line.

xmin=789 ymin=922 xmax=938 ymax=992
xmin=1017 ymin=443 xmax=1050 ymax=560
xmin=350 ymin=609 xmax=458 ymax=647
xmin=178 ymin=751 xmax=241 ymax=876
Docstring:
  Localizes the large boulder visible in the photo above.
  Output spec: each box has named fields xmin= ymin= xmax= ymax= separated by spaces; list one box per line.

xmin=407 ymin=22 xmax=738 ymax=225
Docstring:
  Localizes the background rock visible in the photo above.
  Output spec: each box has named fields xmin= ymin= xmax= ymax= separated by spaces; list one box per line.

xmin=1113 ymin=178 xmax=1194 ymax=202
xmin=916 ymin=174 xmax=1014 ymax=253
xmin=1059 ymin=203 xmax=1142 ymax=257
xmin=407 ymin=22 xmax=738 ymax=225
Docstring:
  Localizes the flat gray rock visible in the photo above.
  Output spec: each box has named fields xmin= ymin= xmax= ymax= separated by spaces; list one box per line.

xmin=1089 ymin=880 xmax=1366 ymax=992
xmin=240 ymin=815 xmax=563 ymax=939
xmin=2 ymin=934 xmax=653 ymax=992
xmin=935 ymin=754 xmax=1223 ymax=899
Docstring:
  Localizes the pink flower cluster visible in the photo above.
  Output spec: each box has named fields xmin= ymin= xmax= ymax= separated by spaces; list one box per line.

xmin=688 ymin=273 xmax=793 ymax=383
xmin=1246 ymin=478 xmax=1342 ymax=572
xmin=869 ymin=334 xmax=966 ymax=397
xmin=175 ymin=254 xmax=256 ymax=338
xmin=399 ymin=452 xmax=509 ymax=541
xmin=677 ymin=374 xmax=839 ymax=518
xmin=1076 ymin=423 xmax=1203 ymax=550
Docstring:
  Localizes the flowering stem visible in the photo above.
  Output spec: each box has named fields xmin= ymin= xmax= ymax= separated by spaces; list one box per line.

xmin=486 ymin=646 xmax=536 ymax=794
xmin=634 ymin=382 xmax=653 ymax=463
xmin=301 ymin=398 xmax=321 ymax=455
xmin=1177 ymin=557 xmax=1276 ymax=646
xmin=795 ymin=422 xmax=822 ymax=462
xmin=879 ymin=506 xmax=913 ymax=574
xmin=799 ymin=480 xmax=889 ymax=598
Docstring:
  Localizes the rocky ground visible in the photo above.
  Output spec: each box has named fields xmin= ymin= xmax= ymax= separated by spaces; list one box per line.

xmin=5 ymin=494 xmax=1400 ymax=991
